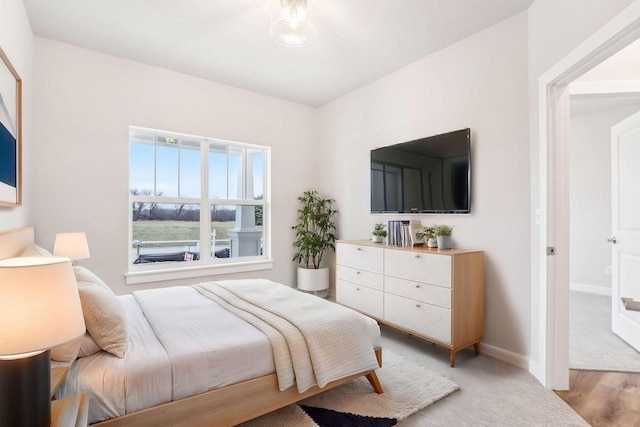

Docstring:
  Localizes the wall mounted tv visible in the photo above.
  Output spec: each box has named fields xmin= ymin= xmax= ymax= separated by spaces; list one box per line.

xmin=371 ymin=128 xmax=471 ymax=214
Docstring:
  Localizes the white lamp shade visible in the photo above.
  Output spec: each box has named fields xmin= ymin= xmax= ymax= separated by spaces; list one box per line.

xmin=0 ymin=257 xmax=85 ymax=357
xmin=54 ymin=232 xmax=90 ymax=261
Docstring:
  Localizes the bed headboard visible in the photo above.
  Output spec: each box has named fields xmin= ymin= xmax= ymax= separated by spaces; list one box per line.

xmin=0 ymin=226 xmax=34 ymax=259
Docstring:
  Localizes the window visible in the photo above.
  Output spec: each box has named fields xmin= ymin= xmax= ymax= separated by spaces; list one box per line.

xmin=128 ymin=127 xmax=271 ymax=283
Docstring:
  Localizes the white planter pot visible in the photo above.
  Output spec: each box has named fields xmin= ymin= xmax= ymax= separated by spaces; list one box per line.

xmin=436 ymin=235 xmax=452 ymax=249
xmin=373 ymin=235 xmax=384 ymax=243
xmin=427 ymin=237 xmax=438 ymax=248
xmin=297 ymin=267 xmax=329 ymax=292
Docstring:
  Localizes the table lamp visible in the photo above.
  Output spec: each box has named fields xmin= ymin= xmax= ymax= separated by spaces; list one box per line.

xmin=0 ymin=257 xmax=85 ymax=427
xmin=53 ymin=232 xmax=90 ymax=264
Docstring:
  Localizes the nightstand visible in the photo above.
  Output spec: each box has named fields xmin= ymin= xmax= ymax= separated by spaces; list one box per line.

xmin=51 ymin=366 xmax=69 ymax=398
xmin=50 ymin=367 xmax=89 ymax=427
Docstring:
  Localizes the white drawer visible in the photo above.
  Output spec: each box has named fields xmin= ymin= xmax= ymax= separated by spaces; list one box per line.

xmin=384 ymin=293 xmax=451 ymax=344
xmin=336 ymin=279 xmax=383 ymax=318
xmin=337 ymin=243 xmax=383 ymax=274
xmin=384 ymin=276 xmax=451 ymax=308
xmin=336 ymin=265 xmax=383 ymax=291
xmin=384 ymin=249 xmax=452 ymax=288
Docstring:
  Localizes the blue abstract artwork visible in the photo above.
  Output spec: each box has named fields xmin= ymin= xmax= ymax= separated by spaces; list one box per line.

xmin=0 ymin=99 xmax=16 ymax=187
xmin=0 ymin=49 xmax=19 ymax=205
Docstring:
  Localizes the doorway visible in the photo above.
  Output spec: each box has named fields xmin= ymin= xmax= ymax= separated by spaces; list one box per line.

xmin=568 ymin=70 xmax=640 ymax=372
xmin=534 ymin=3 xmax=640 ymax=390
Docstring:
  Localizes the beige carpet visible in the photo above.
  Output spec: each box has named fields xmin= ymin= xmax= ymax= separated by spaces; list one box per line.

xmin=570 ymin=291 xmax=640 ymax=372
xmin=380 ymin=327 xmax=589 ymax=426
xmin=240 ymin=349 xmax=459 ymax=426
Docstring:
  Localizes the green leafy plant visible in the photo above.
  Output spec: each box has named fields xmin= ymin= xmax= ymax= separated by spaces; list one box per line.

xmin=416 ymin=226 xmax=436 ymax=240
xmin=372 ymin=223 xmax=387 ymax=238
xmin=433 ymin=224 xmax=453 ymax=236
xmin=292 ymin=190 xmax=338 ymax=269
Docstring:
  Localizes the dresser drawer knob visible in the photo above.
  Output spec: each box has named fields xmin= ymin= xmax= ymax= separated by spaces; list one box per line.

xmin=415 ymin=254 xmax=420 ymax=258
xmin=356 ymin=287 xmax=360 ymax=291
xmin=356 ymin=247 xmax=362 ymax=251
xmin=415 ymin=284 xmax=420 ymax=288
xmin=415 ymin=304 xmax=421 ymax=308
xmin=356 ymin=271 xmax=361 ymax=275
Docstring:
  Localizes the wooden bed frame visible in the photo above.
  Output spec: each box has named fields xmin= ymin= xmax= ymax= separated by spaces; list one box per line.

xmin=95 ymin=348 xmax=383 ymax=427
xmin=0 ymin=226 xmax=384 ymax=426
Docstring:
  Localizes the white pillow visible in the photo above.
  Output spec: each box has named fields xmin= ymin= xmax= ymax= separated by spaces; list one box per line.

xmin=51 ymin=335 xmax=82 ymax=363
xmin=77 ymin=332 xmax=102 ymax=358
xmin=77 ymin=281 xmax=127 ymax=358
xmin=74 ymin=267 xmax=127 ymax=358
xmin=74 ymin=266 xmax=110 ymax=290
xmin=19 ymin=244 xmax=52 ymax=257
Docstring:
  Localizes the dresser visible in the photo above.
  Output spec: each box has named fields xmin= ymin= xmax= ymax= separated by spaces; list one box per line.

xmin=336 ymin=240 xmax=484 ymax=367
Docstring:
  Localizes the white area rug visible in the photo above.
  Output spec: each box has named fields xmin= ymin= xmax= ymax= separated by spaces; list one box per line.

xmin=240 ymin=349 xmax=459 ymax=426
xmin=570 ymin=291 xmax=640 ymax=372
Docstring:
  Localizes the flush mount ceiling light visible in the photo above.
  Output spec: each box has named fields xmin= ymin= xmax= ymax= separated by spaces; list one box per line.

xmin=270 ymin=0 xmax=318 ymax=47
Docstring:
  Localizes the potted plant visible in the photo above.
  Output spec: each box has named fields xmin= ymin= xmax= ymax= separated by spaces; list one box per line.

xmin=372 ymin=223 xmax=387 ymax=243
xmin=416 ymin=226 xmax=437 ymax=248
xmin=434 ymin=224 xmax=453 ymax=249
xmin=292 ymin=190 xmax=337 ymax=293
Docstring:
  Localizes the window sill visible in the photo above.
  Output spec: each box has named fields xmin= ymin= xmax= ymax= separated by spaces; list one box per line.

xmin=124 ymin=259 xmax=274 ymax=285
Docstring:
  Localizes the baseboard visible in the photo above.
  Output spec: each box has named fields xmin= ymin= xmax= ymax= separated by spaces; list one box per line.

xmin=480 ymin=343 xmax=529 ymax=370
xmin=570 ymin=282 xmax=611 ymax=296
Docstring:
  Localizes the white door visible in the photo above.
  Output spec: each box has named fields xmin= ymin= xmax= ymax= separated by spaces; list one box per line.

xmin=611 ymin=110 xmax=640 ymax=352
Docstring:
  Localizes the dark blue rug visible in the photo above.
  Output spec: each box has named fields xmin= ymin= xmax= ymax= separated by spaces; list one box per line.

xmin=300 ymin=405 xmax=397 ymax=427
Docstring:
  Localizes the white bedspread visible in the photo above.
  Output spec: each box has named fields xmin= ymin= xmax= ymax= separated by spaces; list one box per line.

xmin=57 ymin=282 xmax=381 ymax=424
xmin=56 ymin=295 xmax=172 ymax=422
xmin=194 ymin=279 xmax=380 ymax=393
xmin=133 ymin=286 xmax=275 ymax=400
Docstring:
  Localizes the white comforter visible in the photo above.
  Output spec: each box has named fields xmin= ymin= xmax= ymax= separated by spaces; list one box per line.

xmin=194 ymin=279 xmax=381 ymax=393
xmin=133 ymin=286 xmax=275 ymax=400
xmin=57 ymin=282 xmax=381 ymax=424
xmin=57 ymin=295 xmax=172 ymax=422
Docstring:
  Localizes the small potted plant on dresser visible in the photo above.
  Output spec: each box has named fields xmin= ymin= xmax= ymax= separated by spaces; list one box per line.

xmin=372 ymin=223 xmax=387 ymax=243
xmin=292 ymin=190 xmax=337 ymax=295
xmin=434 ymin=225 xmax=453 ymax=249
xmin=416 ymin=226 xmax=437 ymax=247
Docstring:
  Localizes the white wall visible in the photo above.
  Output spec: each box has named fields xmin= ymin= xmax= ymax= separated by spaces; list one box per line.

xmin=31 ymin=38 xmax=318 ymax=295
xmin=570 ymin=104 xmax=640 ymax=292
xmin=317 ymin=14 xmax=530 ymax=359
xmin=0 ymin=0 xmax=34 ymax=231
xmin=526 ymin=0 xmax=636 ymax=368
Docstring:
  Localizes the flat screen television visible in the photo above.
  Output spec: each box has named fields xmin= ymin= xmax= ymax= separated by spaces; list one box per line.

xmin=371 ymin=128 xmax=471 ymax=214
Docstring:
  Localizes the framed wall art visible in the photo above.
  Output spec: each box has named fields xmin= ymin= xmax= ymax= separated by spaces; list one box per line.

xmin=0 ymin=47 xmax=21 ymax=206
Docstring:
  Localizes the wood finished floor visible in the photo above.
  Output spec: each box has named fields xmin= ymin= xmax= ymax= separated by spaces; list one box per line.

xmin=556 ymin=369 xmax=640 ymax=426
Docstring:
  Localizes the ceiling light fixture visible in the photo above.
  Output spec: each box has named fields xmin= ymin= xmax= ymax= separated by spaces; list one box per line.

xmin=270 ymin=0 xmax=318 ymax=47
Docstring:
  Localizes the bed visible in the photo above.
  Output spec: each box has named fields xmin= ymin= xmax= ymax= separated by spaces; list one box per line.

xmin=0 ymin=227 xmax=383 ymax=426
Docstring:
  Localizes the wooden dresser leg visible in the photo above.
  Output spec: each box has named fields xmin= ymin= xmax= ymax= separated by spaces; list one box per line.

xmin=366 ymin=371 xmax=384 ymax=394
xmin=449 ymin=350 xmax=455 ymax=367
xmin=474 ymin=342 xmax=481 ymax=356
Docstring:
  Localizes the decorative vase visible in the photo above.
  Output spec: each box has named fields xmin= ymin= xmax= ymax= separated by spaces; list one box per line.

xmin=373 ymin=235 xmax=384 ymax=243
xmin=427 ymin=237 xmax=438 ymax=248
xmin=436 ymin=235 xmax=452 ymax=249
xmin=297 ymin=267 xmax=329 ymax=294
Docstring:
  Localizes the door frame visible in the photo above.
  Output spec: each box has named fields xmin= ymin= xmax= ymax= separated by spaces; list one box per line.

xmin=533 ymin=1 xmax=640 ymax=390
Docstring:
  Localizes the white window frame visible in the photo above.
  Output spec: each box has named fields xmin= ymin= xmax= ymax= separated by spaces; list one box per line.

xmin=126 ymin=126 xmax=272 ymax=285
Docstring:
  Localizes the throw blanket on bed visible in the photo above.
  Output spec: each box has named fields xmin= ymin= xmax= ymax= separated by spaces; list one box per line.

xmin=193 ymin=279 xmax=380 ymax=393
